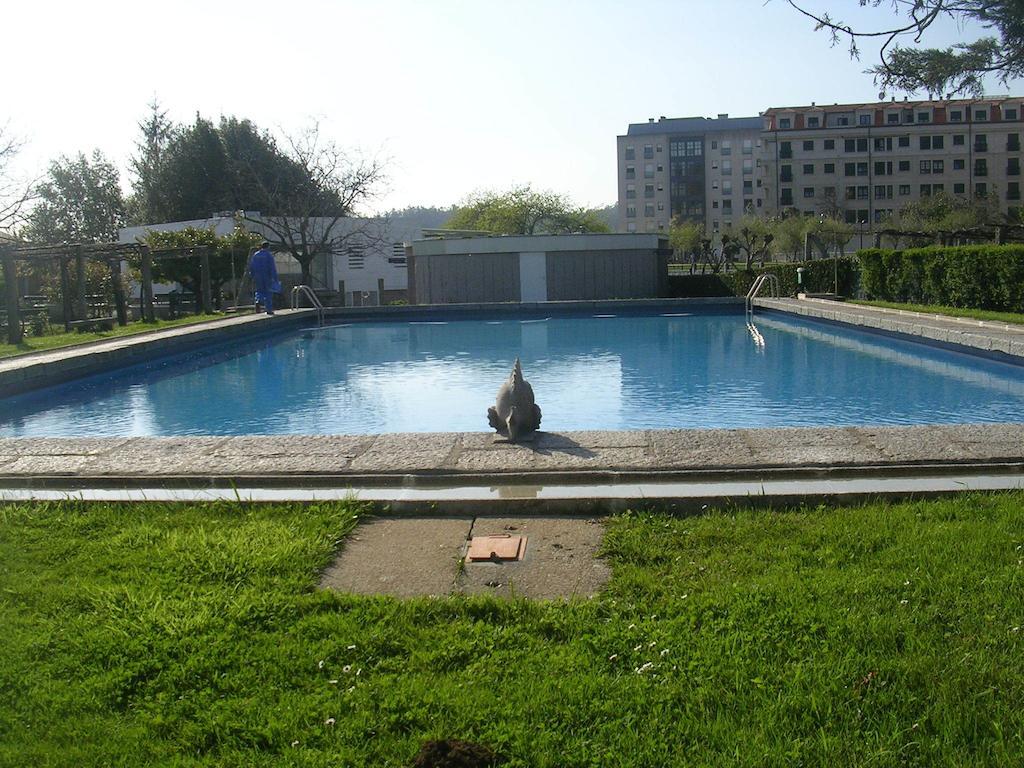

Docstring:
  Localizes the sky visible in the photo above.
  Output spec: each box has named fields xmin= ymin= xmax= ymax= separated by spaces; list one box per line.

xmin=3 ymin=0 xmax=1017 ymax=215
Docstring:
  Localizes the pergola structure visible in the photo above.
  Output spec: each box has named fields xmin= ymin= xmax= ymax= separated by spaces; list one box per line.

xmin=1 ymin=241 xmax=213 ymax=345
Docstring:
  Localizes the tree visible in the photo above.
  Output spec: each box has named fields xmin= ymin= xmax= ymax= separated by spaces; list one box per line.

xmin=785 ymin=1 xmax=1024 ymax=96
xmin=722 ymin=215 xmax=775 ymax=270
xmin=668 ymin=218 xmax=704 ymax=272
xmin=0 ymin=124 xmax=34 ymax=235
xmin=142 ymin=225 xmax=261 ymax=308
xmin=128 ymin=100 xmax=176 ymax=225
xmin=244 ymin=123 xmax=386 ymax=287
xmin=444 ymin=185 xmax=611 ymax=235
xmin=25 ymin=150 xmax=125 ymax=244
xmin=880 ymin=190 xmax=1003 ymax=245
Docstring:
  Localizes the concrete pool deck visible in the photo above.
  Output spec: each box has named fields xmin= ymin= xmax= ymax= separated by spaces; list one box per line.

xmin=0 ymin=298 xmax=1022 ymax=508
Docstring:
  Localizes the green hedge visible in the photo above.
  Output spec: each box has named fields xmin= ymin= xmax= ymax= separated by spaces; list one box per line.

xmin=667 ymin=258 xmax=858 ymax=298
xmin=857 ymin=245 xmax=1024 ymax=312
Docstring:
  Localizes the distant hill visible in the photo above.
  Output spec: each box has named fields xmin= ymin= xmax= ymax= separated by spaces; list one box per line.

xmin=589 ymin=203 xmax=617 ymax=231
xmin=381 ymin=206 xmax=454 ymax=231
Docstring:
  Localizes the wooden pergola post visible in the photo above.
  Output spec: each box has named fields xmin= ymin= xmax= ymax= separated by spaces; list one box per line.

xmin=199 ymin=247 xmax=212 ymax=314
xmin=110 ymin=258 xmax=128 ymax=326
xmin=2 ymin=250 xmax=22 ymax=345
xmin=60 ymin=256 xmax=72 ymax=331
xmin=140 ymin=246 xmax=154 ymax=323
xmin=74 ymin=246 xmax=87 ymax=321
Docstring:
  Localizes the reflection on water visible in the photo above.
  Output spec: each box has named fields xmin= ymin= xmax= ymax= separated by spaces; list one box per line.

xmin=1 ymin=310 xmax=1022 ymax=436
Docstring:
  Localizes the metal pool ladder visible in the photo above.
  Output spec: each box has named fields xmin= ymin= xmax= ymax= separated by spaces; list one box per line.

xmin=291 ymin=285 xmax=325 ymax=327
xmin=745 ymin=273 xmax=780 ymax=319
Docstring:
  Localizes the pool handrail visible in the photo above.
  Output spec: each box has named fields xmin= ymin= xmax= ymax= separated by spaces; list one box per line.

xmin=290 ymin=285 xmax=325 ymax=327
xmin=745 ymin=273 xmax=779 ymax=318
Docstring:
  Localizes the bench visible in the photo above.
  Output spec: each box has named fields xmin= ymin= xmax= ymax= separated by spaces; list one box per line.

xmin=68 ymin=316 xmax=118 ymax=332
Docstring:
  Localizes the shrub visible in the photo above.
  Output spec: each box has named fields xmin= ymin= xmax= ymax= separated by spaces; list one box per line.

xmin=856 ymin=245 xmax=1024 ymax=312
xmin=666 ymin=258 xmax=858 ymax=298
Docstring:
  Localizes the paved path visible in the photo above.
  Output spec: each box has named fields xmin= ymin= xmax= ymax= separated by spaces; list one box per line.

xmin=319 ymin=515 xmax=610 ymax=599
xmin=755 ymin=297 xmax=1024 ymax=358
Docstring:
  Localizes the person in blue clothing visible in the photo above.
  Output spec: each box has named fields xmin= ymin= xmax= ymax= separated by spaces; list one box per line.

xmin=247 ymin=241 xmax=280 ymax=315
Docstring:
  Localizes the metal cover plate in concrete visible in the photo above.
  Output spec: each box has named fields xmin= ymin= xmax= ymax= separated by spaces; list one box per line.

xmin=466 ymin=534 xmax=526 ymax=562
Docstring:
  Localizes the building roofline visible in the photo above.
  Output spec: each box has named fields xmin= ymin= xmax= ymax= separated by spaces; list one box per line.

xmin=763 ymin=95 xmax=1022 ymax=113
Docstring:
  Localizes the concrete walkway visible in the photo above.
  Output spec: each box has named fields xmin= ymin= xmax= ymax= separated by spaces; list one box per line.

xmin=755 ymin=297 xmax=1024 ymax=358
xmin=319 ymin=515 xmax=610 ymax=599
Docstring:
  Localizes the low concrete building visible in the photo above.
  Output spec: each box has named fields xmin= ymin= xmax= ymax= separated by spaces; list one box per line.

xmin=408 ymin=233 xmax=670 ymax=305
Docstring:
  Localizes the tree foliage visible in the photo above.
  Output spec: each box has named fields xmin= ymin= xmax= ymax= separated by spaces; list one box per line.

xmin=880 ymin=190 xmax=1004 ymax=245
xmin=785 ymin=0 xmax=1024 ymax=96
xmin=444 ymin=185 xmax=611 ymax=235
xmin=25 ymin=150 xmax=125 ymax=244
xmin=141 ymin=225 xmax=261 ymax=306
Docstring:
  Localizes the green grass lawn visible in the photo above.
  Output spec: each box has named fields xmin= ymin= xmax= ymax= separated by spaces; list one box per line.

xmin=2 ymin=494 xmax=1023 ymax=766
xmin=849 ymin=300 xmax=1024 ymax=326
xmin=0 ymin=314 xmax=234 ymax=360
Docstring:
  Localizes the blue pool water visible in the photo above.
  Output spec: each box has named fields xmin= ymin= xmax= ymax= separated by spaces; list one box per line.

xmin=1 ymin=309 xmax=1023 ymax=436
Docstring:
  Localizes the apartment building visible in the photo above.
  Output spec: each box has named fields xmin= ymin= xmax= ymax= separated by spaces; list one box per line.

xmin=616 ymin=114 xmax=765 ymax=234
xmin=618 ymin=96 xmax=1024 ymax=234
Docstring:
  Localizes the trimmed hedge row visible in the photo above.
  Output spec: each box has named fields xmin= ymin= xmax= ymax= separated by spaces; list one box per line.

xmin=667 ymin=258 xmax=858 ymax=299
xmin=858 ymin=245 xmax=1024 ymax=312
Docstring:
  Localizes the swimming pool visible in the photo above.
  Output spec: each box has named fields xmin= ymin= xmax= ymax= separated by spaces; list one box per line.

xmin=1 ymin=308 xmax=1022 ymax=436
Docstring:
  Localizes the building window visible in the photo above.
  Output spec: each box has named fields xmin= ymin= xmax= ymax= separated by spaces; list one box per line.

xmin=874 ymin=161 xmax=887 ymax=175
xmin=1008 ymin=182 xmax=1020 ymax=200
xmin=920 ymin=160 xmax=931 ymax=174
xmin=845 ymin=210 xmax=856 ymax=224
xmin=742 ymin=139 xmax=753 ymax=154
xmin=976 ymin=183 xmax=988 ymax=196
xmin=643 ymin=144 xmax=654 ymax=159
xmin=845 ymin=162 xmax=856 ymax=176
xmin=743 ymin=180 xmax=753 ymax=194
xmin=917 ymin=111 xmax=931 ymax=123
xmin=803 ymin=140 xmax=814 ymax=151
xmin=712 ymin=200 xmax=719 ymax=208
xmin=824 ymin=139 xmax=835 ymax=150
xmin=644 ymin=184 xmax=654 ymax=198
xmin=803 ymin=187 xmax=815 ymax=198
xmin=824 ymin=162 xmax=835 ymax=174
xmin=857 ymin=162 xmax=868 ymax=176
xmin=920 ymin=184 xmax=932 ymax=197
xmin=722 ymin=200 xmax=733 ymax=213
xmin=950 ymin=109 xmax=963 ymax=121
xmin=779 ymin=118 xmax=791 ymax=129
xmin=874 ymin=137 xmax=893 ymax=152
xmin=845 ymin=185 xmax=857 ymax=200
xmin=722 ymin=160 xmax=732 ymax=175
xmin=780 ymin=141 xmax=793 ymax=158
xmin=1009 ymin=158 xmax=1021 ymax=176
xmin=780 ymin=164 xmax=793 ymax=182
xmin=780 ymin=188 xmax=793 ymax=205
xmin=657 ymin=144 xmax=663 ymax=152
xmin=627 ymin=222 xmax=636 ymax=232
xmin=920 ymin=136 xmax=932 ymax=150
xmin=711 ymin=140 xmax=718 ymax=150
xmin=807 ymin=116 xmax=820 ymax=128
xmin=953 ymin=134 xmax=965 ymax=145
xmin=954 ymin=183 xmax=965 ymax=195
xmin=844 ymin=139 xmax=855 ymax=152
xmin=803 ymin=163 xmax=814 ymax=174
xmin=898 ymin=136 xmax=910 ymax=148
xmin=975 ymin=109 xmax=988 ymax=121
xmin=975 ymin=159 xmax=988 ymax=176
xmin=644 ymin=204 xmax=655 ymax=217
xmin=657 ymin=202 xmax=665 ymax=211
xmin=975 ymin=134 xmax=988 ymax=152
xmin=624 ymin=147 xmax=635 ymax=160
xmin=933 ymin=136 xmax=944 ymax=149
xmin=644 ymin=163 xmax=654 ymax=178
xmin=1007 ymin=108 xmax=1019 ymax=121
xmin=953 ymin=159 xmax=965 ymax=170
xmin=723 ymin=180 xmax=733 ymax=194
xmin=626 ymin=166 xmax=635 ymax=179
xmin=859 ymin=114 xmax=872 ymax=125
xmin=625 ymin=184 xmax=636 ymax=199
xmin=887 ymin=112 xmax=900 ymax=124
xmin=347 ymin=244 xmax=365 ymax=269
xmin=899 ymin=185 xmax=911 ymax=195
xmin=898 ymin=160 xmax=910 ymax=172
xmin=932 ymin=160 xmax=944 ymax=174
xmin=1009 ymin=133 xmax=1021 ymax=151
xmin=721 ymin=141 xmax=732 ymax=155
xmin=742 ymin=158 xmax=753 ymax=173
xmin=626 ymin=206 xmax=636 ymax=218
xmin=857 ymin=186 xmax=869 ymax=199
